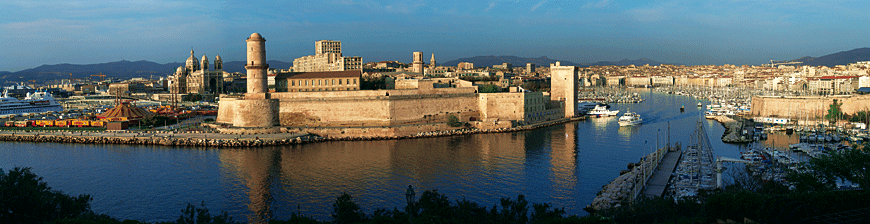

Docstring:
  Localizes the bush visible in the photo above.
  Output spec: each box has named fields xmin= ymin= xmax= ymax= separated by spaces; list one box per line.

xmin=447 ymin=115 xmax=463 ymax=127
xmin=0 ymin=167 xmax=93 ymax=223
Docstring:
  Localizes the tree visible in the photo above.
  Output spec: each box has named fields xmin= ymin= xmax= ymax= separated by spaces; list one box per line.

xmin=332 ymin=193 xmax=366 ymax=224
xmin=825 ymin=99 xmax=842 ymax=124
xmin=477 ymin=84 xmax=500 ymax=93
xmin=787 ymin=144 xmax=870 ymax=191
xmin=0 ymin=167 xmax=93 ymax=223
xmin=447 ymin=115 xmax=462 ymax=127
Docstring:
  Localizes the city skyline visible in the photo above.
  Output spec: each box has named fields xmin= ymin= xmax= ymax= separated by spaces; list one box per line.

xmin=2 ymin=0 xmax=869 ymax=72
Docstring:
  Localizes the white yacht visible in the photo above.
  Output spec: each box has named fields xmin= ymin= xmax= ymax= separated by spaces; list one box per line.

xmin=618 ymin=110 xmax=642 ymax=126
xmin=0 ymin=90 xmax=64 ymax=116
xmin=587 ymin=105 xmax=619 ymax=117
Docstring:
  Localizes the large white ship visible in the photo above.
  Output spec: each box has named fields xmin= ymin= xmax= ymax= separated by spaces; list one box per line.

xmin=0 ymin=90 xmax=64 ymax=116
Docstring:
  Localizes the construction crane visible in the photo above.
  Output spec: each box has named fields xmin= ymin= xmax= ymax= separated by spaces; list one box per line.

xmin=765 ymin=60 xmax=803 ymax=67
xmin=90 ymin=72 xmax=106 ymax=82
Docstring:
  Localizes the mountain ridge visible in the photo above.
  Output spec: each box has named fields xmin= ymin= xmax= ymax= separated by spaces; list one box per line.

xmin=441 ymin=55 xmax=675 ymax=68
xmin=786 ymin=48 xmax=870 ymax=67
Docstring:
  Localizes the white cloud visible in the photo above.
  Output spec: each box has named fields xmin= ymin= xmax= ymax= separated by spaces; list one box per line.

xmin=485 ymin=1 xmax=496 ymax=11
xmin=530 ymin=0 xmax=547 ymax=11
xmin=583 ymin=0 xmax=611 ymax=9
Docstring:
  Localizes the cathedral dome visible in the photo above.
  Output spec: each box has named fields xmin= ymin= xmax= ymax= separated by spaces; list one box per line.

xmin=185 ymin=50 xmax=199 ymax=70
xmin=176 ymin=66 xmax=184 ymax=73
xmin=214 ymin=55 xmax=221 ymax=61
xmin=250 ymin=33 xmax=262 ymax=39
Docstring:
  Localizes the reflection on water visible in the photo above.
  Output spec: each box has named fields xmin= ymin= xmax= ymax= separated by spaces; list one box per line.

xmin=618 ymin=125 xmax=640 ymax=140
xmin=590 ymin=117 xmax=614 ymax=130
xmin=0 ymin=90 xmax=750 ymax=222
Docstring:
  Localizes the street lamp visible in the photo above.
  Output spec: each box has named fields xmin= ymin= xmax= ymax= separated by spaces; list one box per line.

xmin=405 ymin=185 xmax=416 ymax=216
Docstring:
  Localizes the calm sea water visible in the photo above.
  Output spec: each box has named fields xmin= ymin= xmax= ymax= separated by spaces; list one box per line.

xmin=1 ymin=90 xmax=749 ymax=223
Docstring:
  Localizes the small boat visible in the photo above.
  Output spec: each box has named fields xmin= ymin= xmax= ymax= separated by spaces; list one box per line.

xmin=587 ymin=105 xmax=620 ymax=117
xmin=680 ymin=104 xmax=685 ymax=112
xmin=618 ymin=110 xmax=642 ymax=126
xmin=697 ymin=101 xmax=702 ymax=108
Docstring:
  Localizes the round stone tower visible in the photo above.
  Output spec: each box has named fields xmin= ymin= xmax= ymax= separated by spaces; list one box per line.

xmin=216 ymin=32 xmax=278 ymax=129
xmin=246 ymin=33 xmax=268 ymax=94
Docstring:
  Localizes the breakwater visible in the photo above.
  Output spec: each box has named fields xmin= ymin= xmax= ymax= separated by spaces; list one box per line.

xmin=0 ymin=132 xmax=323 ymax=147
xmin=0 ymin=117 xmax=586 ymax=147
xmin=587 ymin=146 xmax=669 ymax=212
xmin=710 ymin=116 xmax=751 ymax=143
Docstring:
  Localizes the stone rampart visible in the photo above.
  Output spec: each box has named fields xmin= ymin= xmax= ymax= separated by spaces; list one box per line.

xmin=751 ymin=95 xmax=870 ymax=119
xmin=231 ymin=99 xmax=279 ymax=127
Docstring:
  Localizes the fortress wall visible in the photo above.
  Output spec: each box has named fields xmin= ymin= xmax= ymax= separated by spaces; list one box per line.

xmin=232 ymin=99 xmax=279 ymax=127
xmin=751 ymin=95 xmax=870 ymax=119
xmin=216 ymin=97 xmax=239 ymax=124
xmin=388 ymin=93 xmax=479 ymax=125
xmin=478 ymin=92 xmax=525 ymax=121
xmin=301 ymin=123 xmax=453 ymax=138
xmin=277 ymin=97 xmax=391 ymax=127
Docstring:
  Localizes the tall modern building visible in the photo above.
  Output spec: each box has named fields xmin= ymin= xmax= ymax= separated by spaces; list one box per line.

xmin=293 ymin=40 xmax=362 ymax=72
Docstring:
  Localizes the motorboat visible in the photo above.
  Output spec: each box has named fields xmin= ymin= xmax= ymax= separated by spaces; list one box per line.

xmin=587 ymin=105 xmax=619 ymax=117
xmin=618 ymin=110 xmax=642 ymax=126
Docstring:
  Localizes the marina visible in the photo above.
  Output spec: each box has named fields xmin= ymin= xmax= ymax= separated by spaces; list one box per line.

xmin=0 ymin=90 xmax=747 ymax=222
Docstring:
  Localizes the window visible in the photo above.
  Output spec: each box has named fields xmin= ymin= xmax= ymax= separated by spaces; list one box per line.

xmin=339 ymin=79 xmax=342 ymax=85
xmin=353 ymin=79 xmax=357 ymax=84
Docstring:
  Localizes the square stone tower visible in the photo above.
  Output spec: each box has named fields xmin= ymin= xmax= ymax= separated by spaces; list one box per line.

xmin=550 ymin=62 xmax=579 ymax=118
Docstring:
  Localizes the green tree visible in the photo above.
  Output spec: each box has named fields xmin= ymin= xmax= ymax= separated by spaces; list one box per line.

xmin=788 ymin=145 xmax=870 ymax=191
xmin=332 ymin=193 xmax=366 ymax=224
xmin=174 ymin=202 xmax=235 ymax=224
xmin=477 ymin=84 xmax=500 ymax=93
xmin=447 ymin=115 xmax=462 ymax=127
xmin=0 ymin=167 xmax=93 ymax=223
xmin=825 ymin=99 xmax=843 ymax=124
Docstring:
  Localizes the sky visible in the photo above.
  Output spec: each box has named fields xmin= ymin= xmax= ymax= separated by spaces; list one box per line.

xmin=1 ymin=0 xmax=869 ymax=72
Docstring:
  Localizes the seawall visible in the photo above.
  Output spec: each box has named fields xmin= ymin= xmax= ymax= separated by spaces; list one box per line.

xmin=0 ymin=117 xmax=586 ymax=147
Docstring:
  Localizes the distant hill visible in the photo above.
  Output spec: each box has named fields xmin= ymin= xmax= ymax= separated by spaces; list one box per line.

xmin=588 ymin=58 xmax=670 ymax=66
xmin=0 ymin=60 xmax=292 ymax=84
xmin=787 ymin=48 xmax=870 ymax=67
xmin=441 ymin=55 xmax=674 ymax=68
xmin=442 ymin=56 xmax=585 ymax=67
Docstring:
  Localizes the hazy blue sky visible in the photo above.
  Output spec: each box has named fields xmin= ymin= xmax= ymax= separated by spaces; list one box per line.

xmin=2 ymin=0 xmax=868 ymax=72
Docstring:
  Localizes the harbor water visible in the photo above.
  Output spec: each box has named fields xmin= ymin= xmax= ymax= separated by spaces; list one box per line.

xmin=1 ymin=90 xmax=746 ymax=222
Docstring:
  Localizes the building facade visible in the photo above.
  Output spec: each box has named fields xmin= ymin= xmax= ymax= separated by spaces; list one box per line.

xmin=275 ymin=70 xmax=361 ymax=92
xmin=168 ymin=50 xmax=225 ymax=94
xmin=293 ymin=40 xmax=363 ymax=72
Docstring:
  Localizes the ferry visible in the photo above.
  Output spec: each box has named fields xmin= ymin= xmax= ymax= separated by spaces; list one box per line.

xmin=586 ymin=105 xmax=619 ymax=117
xmin=618 ymin=110 xmax=642 ymax=126
xmin=0 ymin=90 xmax=64 ymax=116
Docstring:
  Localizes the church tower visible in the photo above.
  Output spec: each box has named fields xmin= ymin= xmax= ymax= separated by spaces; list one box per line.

xmin=430 ymin=53 xmax=436 ymax=68
xmin=214 ymin=55 xmax=223 ymax=70
xmin=246 ymin=33 xmax=269 ymax=94
xmin=201 ymin=54 xmax=209 ymax=71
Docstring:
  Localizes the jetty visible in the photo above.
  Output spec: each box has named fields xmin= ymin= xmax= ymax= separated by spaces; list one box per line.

xmin=641 ymin=146 xmax=682 ymax=198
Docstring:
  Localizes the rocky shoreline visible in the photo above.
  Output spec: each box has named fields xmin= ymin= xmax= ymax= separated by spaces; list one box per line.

xmin=0 ymin=132 xmax=325 ymax=147
xmin=711 ymin=115 xmax=752 ymax=143
xmin=0 ymin=117 xmax=586 ymax=147
xmin=586 ymin=148 xmax=665 ymax=213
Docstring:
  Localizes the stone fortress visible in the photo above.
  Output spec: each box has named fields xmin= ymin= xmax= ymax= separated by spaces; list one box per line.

xmin=217 ymin=33 xmax=581 ymax=137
